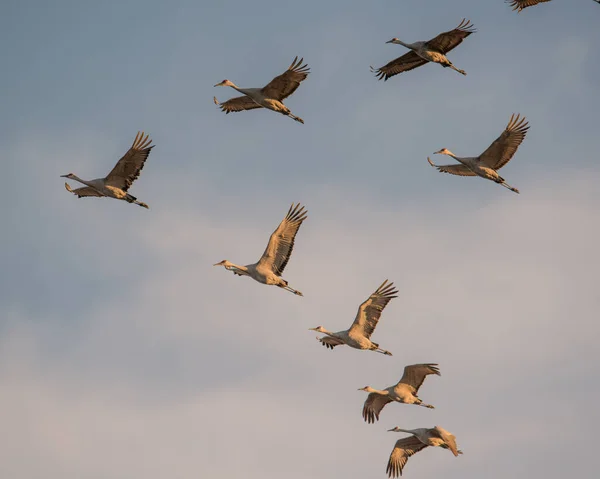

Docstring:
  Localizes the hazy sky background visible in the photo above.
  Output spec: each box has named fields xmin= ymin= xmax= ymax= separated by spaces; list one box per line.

xmin=1 ymin=1 xmax=599 ymax=478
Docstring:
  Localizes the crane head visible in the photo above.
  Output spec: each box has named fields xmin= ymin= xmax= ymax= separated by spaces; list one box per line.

xmin=358 ymin=386 xmax=372 ymax=392
xmin=434 ymin=148 xmax=453 ymax=156
xmin=387 ymin=427 xmax=402 ymax=432
xmin=309 ymin=326 xmax=326 ymax=333
xmin=213 ymin=260 xmax=231 ymax=267
xmin=60 ymin=173 xmax=76 ymax=179
xmin=214 ymin=79 xmax=234 ymax=87
xmin=386 ymin=37 xmax=400 ymax=44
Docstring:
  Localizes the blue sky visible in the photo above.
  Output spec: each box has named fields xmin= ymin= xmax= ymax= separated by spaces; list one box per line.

xmin=1 ymin=1 xmax=599 ymax=478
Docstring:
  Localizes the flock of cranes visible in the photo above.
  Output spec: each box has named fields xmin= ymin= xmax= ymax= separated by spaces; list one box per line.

xmin=57 ymin=1 xmax=597 ymax=477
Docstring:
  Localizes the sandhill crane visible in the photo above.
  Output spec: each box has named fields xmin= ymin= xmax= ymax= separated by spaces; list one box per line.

xmin=309 ymin=280 xmax=397 ymax=355
xmin=359 ymin=364 xmax=440 ymax=423
xmin=61 ymin=132 xmax=153 ymax=209
xmin=214 ymin=203 xmax=307 ymax=296
xmin=213 ymin=57 xmax=309 ymax=124
xmin=428 ymin=113 xmax=529 ymax=194
xmin=386 ymin=426 xmax=462 ymax=478
xmin=371 ymin=19 xmax=475 ymax=81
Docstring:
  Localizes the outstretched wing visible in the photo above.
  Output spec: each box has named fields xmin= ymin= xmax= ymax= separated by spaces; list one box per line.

xmin=213 ymin=95 xmax=263 ymax=114
xmin=362 ymin=393 xmax=393 ymax=424
xmin=348 ymin=280 xmax=398 ymax=340
xmin=105 ymin=132 xmax=154 ymax=192
xmin=261 ymin=57 xmax=310 ymax=101
xmin=432 ymin=426 xmax=459 ymax=456
xmin=397 ymin=364 xmax=440 ymax=393
xmin=371 ymin=51 xmax=428 ymax=81
xmin=318 ymin=336 xmax=345 ymax=350
xmin=257 ymin=203 xmax=308 ymax=276
xmin=478 ymin=114 xmax=529 ymax=170
xmin=386 ymin=436 xmax=428 ymax=478
xmin=425 ymin=19 xmax=476 ymax=54
xmin=506 ymin=0 xmax=552 ymax=12
xmin=64 ymin=182 xmax=104 ymax=198
xmin=427 ymin=157 xmax=477 ymax=177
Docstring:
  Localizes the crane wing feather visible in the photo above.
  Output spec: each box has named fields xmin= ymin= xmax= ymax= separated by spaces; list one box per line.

xmin=362 ymin=393 xmax=393 ymax=424
xmin=432 ymin=426 xmax=459 ymax=456
xmin=261 ymin=57 xmax=310 ymax=101
xmin=318 ymin=336 xmax=345 ymax=350
xmin=506 ymin=0 xmax=552 ymax=12
xmin=386 ymin=437 xmax=429 ymax=478
xmin=214 ymin=95 xmax=263 ymax=114
xmin=398 ymin=364 xmax=440 ymax=392
xmin=371 ymin=51 xmax=428 ymax=81
xmin=427 ymin=157 xmax=477 ymax=177
xmin=257 ymin=203 xmax=307 ymax=276
xmin=478 ymin=114 xmax=529 ymax=170
xmin=425 ymin=19 xmax=476 ymax=54
xmin=348 ymin=280 xmax=398 ymax=339
xmin=64 ymin=183 xmax=104 ymax=198
xmin=104 ymin=132 xmax=154 ymax=192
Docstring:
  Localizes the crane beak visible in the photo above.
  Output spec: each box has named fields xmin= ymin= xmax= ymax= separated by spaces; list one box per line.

xmin=387 ymin=427 xmax=399 ymax=432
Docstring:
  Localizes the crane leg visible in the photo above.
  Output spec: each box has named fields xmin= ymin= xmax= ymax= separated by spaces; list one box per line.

xmin=282 ymin=285 xmax=303 ymax=296
xmin=375 ymin=348 xmax=393 ymax=356
xmin=499 ymin=182 xmax=520 ymax=194
xmin=419 ymin=403 xmax=435 ymax=409
xmin=287 ymin=113 xmax=304 ymax=124
xmin=448 ymin=63 xmax=467 ymax=76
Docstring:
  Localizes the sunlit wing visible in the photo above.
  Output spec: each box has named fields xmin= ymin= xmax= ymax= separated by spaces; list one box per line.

xmin=427 ymin=157 xmax=477 ymax=176
xmin=261 ymin=57 xmax=310 ymax=101
xmin=478 ymin=114 xmax=529 ymax=170
xmin=371 ymin=51 xmax=428 ymax=81
xmin=425 ymin=18 xmax=476 ymax=54
xmin=397 ymin=364 xmax=440 ymax=393
xmin=386 ymin=436 xmax=428 ymax=478
xmin=64 ymin=183 xmax=104 ymax=198
xmin=104 ymin=132 xmax=154 ymax=192
xmin=506 ymin=0 xmax=552 ymax=12
xmin=214 ymin=95 xmax=263 ymax=114
xmin=348 ymin=280 xmax=398 ymax=339
xmin=432 ymin=426 xmax=459 ymax=456
xmin=257 ymin=203 xmax=307 ymax=276
xmin=362 ymin=393 xmax=393 ymax=424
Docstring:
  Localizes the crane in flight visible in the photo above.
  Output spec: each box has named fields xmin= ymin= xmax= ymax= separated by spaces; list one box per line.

xmin=309 ymin=280 xmax=397 ymax=355
xmin=214 ymin=203 xmax=307 ymax=296
xmin=359 ymin=364 xmax=440 ymax=423
xmin=386 ymin=426 xmax=462 ymax=477
xmin=61 ymin=131 xmax=153 ymax=209
xmin=214 ymin=57 xmax=309 ymax=124
xmin=428 ymin=113 xmax=529 ymax=194
xmin=371 ymin=19 xmax=475 ymax=80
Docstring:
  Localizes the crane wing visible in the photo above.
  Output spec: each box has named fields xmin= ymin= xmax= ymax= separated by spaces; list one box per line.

xmin=371 ymin=51 xmax=428 ymax=81
xmin=386 ymin=436 xmax=428 ymax=478
xmin=213 ymin=95 xmax=263 ymax=114
xmin=431 ymin=426 xmax=459 ymax=456
xmin=318 ymin=336 xmax=345 ymax=350
xmin=362 ymin=393 xmax=393 ymax=424
xmin=478 ymin=114 xmax=529 ymax=170
xmin=506 ymin=0 xmax=552 ymax=12
xmin=261 ymin=57 xmax=310 ymax=101
xmin=397 ymin=364 xmax=440 ymax=392
xmin=104 ymin=132 xmax=154 ymax=192
xmin=348 ymin=280 xmax=398 ymax=340
xmin=427 ymin=157 xmax=477 ymax=176
xmin=425 ymin=19 xmax=476 ymax=54
xmin=257 ymin=203 xmax=307 ymax=276
xmin=64 ymin=183 xmax=104 ymax=198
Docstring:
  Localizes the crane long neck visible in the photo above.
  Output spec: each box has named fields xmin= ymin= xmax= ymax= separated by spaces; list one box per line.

xmin=70 ymin=175 xmax=93 ymax=187
xmin=227 ymin=262 xmax=249 ymax=275
xmin=395 ymin=428 xmax=416 ymax=434
xmin=368 ymin=387 xmax=389 ymax=395
xmin=395 ymin=39 xmax=416 ymax=50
